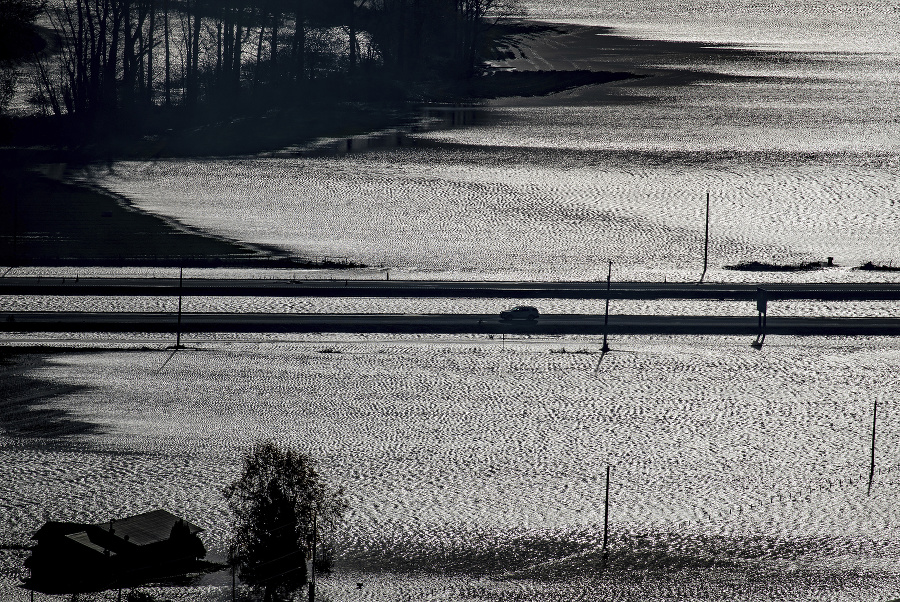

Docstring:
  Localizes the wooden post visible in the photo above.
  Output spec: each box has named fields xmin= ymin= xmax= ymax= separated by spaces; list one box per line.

xmin=699 ymin=192 xmax=710 ymax=283
xmin=868 ymin=396 xmax=877 ymax=495
xmin=601 ymin=261 xmax=612 ymax=353
xmin=757 ymin=288 xmax=768 ymax=328
xmin=602 ymin=465 xmax=610 ymax=552
xmin=176 ymin=267 xmax=183 ymax=348
xmin=752 ymin=288 xmax=768 ymax=349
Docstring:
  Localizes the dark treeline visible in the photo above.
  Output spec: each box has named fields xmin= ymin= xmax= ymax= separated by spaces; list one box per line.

xmin=0 ymin=0 xmax=47 ymax=115
xmin=26 ymin=0 xmax=516 ymax=125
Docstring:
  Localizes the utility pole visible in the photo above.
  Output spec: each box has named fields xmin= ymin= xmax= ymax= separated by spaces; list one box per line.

xmin=868 ymin=396 xmax=877 ymax=495
xmin=601 ymin=261 xmax=612 ymax=353
xmin=751 ymin=287 xmax=767 ymax=349
xmin=175 ymin=266 xmax=183 ymax=348
xmin=602 ymin=465 xmax=610 ymax=552
xmin=699 ymin=192 xmax=710 ymax=284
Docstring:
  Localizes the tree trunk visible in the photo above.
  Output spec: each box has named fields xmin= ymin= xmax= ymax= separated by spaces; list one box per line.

xmin=84 ymin=0 xmax=99 ymax=110
xmin=396 ymin=0 xmax=406 ymax=72
xmin=147 ymin=0 xmax=155 ymax=104
xmin=254 ymin=13 xmax=265 ymax=87
xmin=222 ymin=8 xmax=231 ymax=86
xmin=270 ymin=7 xmax=278 ymax=74
xmin=346 ymin=0 xmax=356 ymax=71
xmin=164 ymin=0 xmax=170 ymax=106
xmin=104 ymin=0 xmax=122 ymax=111
xmin=292 ymin=0 xmax=304 ymax=81
xmin=138 ymin=26 xmax=145 ymax=98
xmin=215 ymin=18 xmax=222 ymax=81
xmin=232 ymin=17 xmax=243 ymax=93
xmin=190 ymin=0 xmax=201 ymax=107
xmin=122 ymin=0 xmax=132 ymax=107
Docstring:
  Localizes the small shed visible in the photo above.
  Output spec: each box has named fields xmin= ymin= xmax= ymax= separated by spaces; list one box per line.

xmin=24 ymin=509 xmax=209 ymax=594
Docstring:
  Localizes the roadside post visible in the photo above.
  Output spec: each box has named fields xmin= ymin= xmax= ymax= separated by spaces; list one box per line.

xmin=868 ymin=396 xmax=878 ymax=495
xmin=601 ymin=261 xmax=612 ymax=353
xmin=602 ymin=464 xmax=610 ymax=553
xmin=600 ymin=465 xmax=611 ymax=573
xmin=751 ymin=287 xmax=768 ymax=349
xmin=699 ymin=192 xmax=710 ymax=284
xmin=756 ymin=287 xmax=768 ymax=327
xmin=176 ymin=266 xmax=183 ymax=348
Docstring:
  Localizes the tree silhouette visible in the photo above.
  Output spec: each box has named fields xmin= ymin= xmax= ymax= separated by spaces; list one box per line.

xmin=0 ymin=0 xmax=45 ymax=60
xmin=0 ymin=0 xmax=45 ymax=115
xmin=223 ymin=441 xmax=347 ymax=602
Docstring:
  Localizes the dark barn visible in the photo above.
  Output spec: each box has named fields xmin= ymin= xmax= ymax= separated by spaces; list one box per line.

xmin=24 ymin=509 xmax=209 ymax=594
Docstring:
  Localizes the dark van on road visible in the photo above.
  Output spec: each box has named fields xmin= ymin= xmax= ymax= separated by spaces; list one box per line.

xmin=500 ymin=305 xmax=540 ymax=321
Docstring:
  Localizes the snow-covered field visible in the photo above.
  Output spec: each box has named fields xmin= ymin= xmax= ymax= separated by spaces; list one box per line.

xmin=4 ymin=3 xmax=899 ymax=599
xmin=70 ymin=150 xmax=900 ymax=285
xmin=3 ymin=333 xmax=900 ymax=601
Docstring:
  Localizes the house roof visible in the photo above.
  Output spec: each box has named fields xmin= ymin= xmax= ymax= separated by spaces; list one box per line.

xmin=32 ymin=510 xmax=202 ymax=547
xmin=64 ymin=531 xmax=115 ymax=556
xmin=96 ymin=510 xmax=203 ymax=547
xmin=32 ymin=521 xmax=88 ymax=541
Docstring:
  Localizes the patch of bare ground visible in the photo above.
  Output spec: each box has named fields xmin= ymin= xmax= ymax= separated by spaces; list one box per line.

xmin=857 ymin=261 xmax=900 ymax=272
xmin=725 ymin=260 xmax=835 ymax=272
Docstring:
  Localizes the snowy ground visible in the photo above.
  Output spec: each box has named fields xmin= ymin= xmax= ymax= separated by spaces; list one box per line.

xmin=3 ymin=333 xmax=900 ymax=601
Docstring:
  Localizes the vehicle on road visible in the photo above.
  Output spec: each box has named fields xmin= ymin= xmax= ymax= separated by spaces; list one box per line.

xmin=500 ymin=305 xmax=540 ymax=321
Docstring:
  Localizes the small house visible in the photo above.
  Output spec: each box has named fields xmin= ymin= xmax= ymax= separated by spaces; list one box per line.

xmin=24 ymin=509 xmax=209 ymax=594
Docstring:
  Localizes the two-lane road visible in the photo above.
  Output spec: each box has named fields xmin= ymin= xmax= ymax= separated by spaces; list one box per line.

xmin=5 ymin=277 xmax=898 ymax=335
